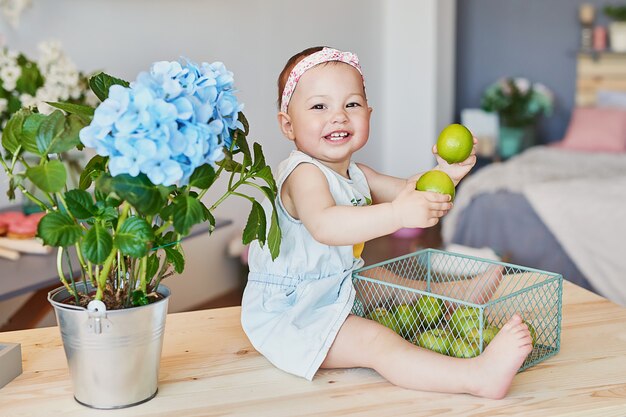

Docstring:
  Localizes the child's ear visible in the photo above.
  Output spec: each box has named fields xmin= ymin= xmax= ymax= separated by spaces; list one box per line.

xmin=277 ymin=112 xmax=296 ymax=141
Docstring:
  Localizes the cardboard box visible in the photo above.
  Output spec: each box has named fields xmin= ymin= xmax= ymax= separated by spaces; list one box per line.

xmin=0 ymin=343 xmax=22 ymax=389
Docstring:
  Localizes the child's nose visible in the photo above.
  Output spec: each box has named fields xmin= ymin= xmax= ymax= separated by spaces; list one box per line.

xmin=331 ymin=108 xmax=348 ymax=124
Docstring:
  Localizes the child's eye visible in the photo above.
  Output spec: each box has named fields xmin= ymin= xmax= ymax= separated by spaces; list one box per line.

xmin=310 ymin=104 xmax=325 ymax=110
xmin=346 ymin=102 xmax=361 ymax=108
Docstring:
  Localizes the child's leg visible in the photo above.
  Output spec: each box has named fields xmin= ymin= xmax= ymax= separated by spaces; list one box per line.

xmin=356 ymin=264 xmax=504 ymax=310
xmin=320 ymin=313 xmax=532 ymax=399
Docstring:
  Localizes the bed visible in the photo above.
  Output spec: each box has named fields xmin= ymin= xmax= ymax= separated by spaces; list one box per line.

xmin=442 ymin=70 xmax=626 ymax=306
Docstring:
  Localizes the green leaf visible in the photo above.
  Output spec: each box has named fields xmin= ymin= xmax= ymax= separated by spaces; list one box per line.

xmin=170 ymin=196 xmax=204 ymax=236
xmin=253 ymin=165 xmax=277 ymax=193
xmin=46 ymin=101 xmax=95 ymax=118
xmin=37 ymin=212 xmax=83 ymax=247
xmin=132 ymin=290 xmax=149 ymax=306
xmin=164 ymin=246 xmax=185 ymax=274
xmin=115 ymin=217 xmax=154 ymax=258
xmin=22 ymin=113 xmax=47 ymax=154
xmin=234 ymin=128 xmax=251 ymax=160
xmin=267 ymin=212 xmax=281 ymax=261
xmin=189 ymin=164 xmax=216 ymax=189
xmin=65 ymin=189 xmax=97 ymax=220
xmin=36 ymin=111 xmax=84 ymax=155
xmin=79 ymin=155 xmax=108 ymax=190
xmin=35 ymin=110 xmax=64 ymax=154
xmin=96 ymin=173 xmax=167 ymax=216
xmin=200 ymin=202 xmax=216 ymax=232
xmin=242 ymin=201 xmax=265 ymax=246
xmin=216 ymin=157 xmax=244 ymax=173
xmin=81 ymin=223 xmax=113 ymax=264
xmin=2 ymin=110 xmax=25 ymax=154
xmin=26 ymin=160 xmax=67 ymax=193
xmin=252 ymin=142 xmax=266 ymax=171
xmin=89 ymin=72 xmax=130 ymax=101
xmin=146 ymin=253 xmax=160 ymax=281
xmin=238 ymin=112 xmax=250 ymax=136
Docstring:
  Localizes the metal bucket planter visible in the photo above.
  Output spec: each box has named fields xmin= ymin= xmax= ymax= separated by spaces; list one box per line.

xmin=48 ymin=282 xmax=170 ymax=409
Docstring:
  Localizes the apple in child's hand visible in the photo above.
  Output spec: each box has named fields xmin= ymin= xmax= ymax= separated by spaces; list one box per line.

xmin=416 ymin=295 xmax=444 ymax=327
xmin=368 ymin=307 xmax=399 ymax=334
xmin=415 ymin=170 xmax=456 ymax=201
xmin=436 ymin=123 xmax=474 ymax=164
xmin=393 ymin=303 xmax=420 ymax=338
xmin=415 ymin=328 xmax=451 ymax=355
xmin=449 ymin=338 xmax=481 ymax=358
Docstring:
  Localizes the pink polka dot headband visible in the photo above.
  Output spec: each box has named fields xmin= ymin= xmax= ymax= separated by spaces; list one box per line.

xmin=280 ymin=47 xmax=365 ymax=114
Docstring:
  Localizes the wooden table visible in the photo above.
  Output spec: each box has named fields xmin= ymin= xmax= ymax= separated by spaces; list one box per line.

xmin=1 ymin=280 xmax=625 ymax=416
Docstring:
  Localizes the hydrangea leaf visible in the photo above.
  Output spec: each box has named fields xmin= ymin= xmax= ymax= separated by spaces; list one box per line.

xmin=37 ymin=212 xmax=82 ymax=247
xmin=1 ymin=110 xmax=25 ymax=155
xmin=81 ymin=223 xmax=113 ymax=264
xmin=96 ymin=173 xmax=166 ymax=216
xmin=242 ymin=200 xmax=265 ymax=246
xmin=164 ymin=246 xmax=185 ymax=274
xmin=89 ymin=72 xmax=130 ymax=102
xmin=65 ymin=189 xmax=97 ymax=220
xmin=36 ymin=111 xmax=84 ymax=155
xmin=267 ymin=211 xmax=281 ymax=261
xmin=116 ymin=217 xmax=154 ymax=258
xmin=26 ymin=160 xmax=67 ymax=193
xmin=170 ymin=196 xmax=204 ymax=236
xmin=46 ymin=101 xmax=95 ymax=119
xmin=22 ymin=112 xmax=47 ymax=154
xmin=189 ymin=164 xmax=216 ymax=189
xmin=79 ymin=155 xmax=108 ymax=190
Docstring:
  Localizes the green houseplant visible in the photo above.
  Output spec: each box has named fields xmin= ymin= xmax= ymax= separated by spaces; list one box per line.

xmin=604 ymin=4 xmax=626 ymax=52
xmin=0 ymin=58 xmax=281 ymax=408
xmin=481 ymin=77 xmax=553 ymax=158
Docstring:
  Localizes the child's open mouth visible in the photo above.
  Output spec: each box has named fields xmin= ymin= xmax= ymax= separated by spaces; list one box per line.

xmin=324 ymin=131 xmax=350 ymax=142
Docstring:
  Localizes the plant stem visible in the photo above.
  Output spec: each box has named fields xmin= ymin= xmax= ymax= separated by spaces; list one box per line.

xmin=56 ymin=247 xmax=77 ymax=300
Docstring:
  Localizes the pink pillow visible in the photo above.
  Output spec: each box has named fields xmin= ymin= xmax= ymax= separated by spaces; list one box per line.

xmin=557 ymin=107 xmax=626 ymax=152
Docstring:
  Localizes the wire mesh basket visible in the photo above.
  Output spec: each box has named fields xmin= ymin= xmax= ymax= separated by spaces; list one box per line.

xmin=352 ymin=249 xmax=563 ymax=371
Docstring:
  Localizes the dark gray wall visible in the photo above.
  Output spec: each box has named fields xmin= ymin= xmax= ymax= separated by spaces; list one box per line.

xmin=455 ymin=0 xmax=614 ymax=143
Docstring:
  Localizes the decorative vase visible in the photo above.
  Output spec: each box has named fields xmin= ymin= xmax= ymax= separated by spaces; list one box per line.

xmin=48 ymin=282 xmax=170 ymax=409
xmin=498 ymin=124 xmax=536 ymax=159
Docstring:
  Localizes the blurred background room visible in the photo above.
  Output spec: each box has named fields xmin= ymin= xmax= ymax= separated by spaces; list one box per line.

xmin=1 ymin=0 xmax=625 ymax=331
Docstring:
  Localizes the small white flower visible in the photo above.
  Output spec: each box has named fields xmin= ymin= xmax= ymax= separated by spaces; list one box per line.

xmin=19 ymin=93 xmax=37 ymax=109
xmin=0 ymin=64 xmax=21 ymax=90
xmin=514 ymin=78 xmax=530 ymax=94
xmin=0 ymin=97 xmax=8 ymax=113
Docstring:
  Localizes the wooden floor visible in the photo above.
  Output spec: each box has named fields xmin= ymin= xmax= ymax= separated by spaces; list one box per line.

xmin=194 ymin=224 xmax=444 ymax=310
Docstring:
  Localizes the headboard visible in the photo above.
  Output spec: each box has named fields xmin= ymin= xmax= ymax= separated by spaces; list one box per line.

xmin=576 ymin=53 xmax=626 ymax=106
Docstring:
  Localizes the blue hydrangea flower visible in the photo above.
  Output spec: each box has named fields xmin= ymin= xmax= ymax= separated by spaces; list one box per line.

xmin=79 ymin=58 xmax=244 ymax=186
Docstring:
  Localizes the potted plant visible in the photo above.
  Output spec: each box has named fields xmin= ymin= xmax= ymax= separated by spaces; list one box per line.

xmin=604 ymin=4 xmax=626 ymax=52
xmin=481 ymin=77 xmax=553 ymax=158
xmin=0 ymin=58 xmax=281 ymax=408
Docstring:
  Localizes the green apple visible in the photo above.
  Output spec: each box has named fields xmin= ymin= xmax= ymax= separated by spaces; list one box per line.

xmin=449 ymin=338 xmax=480 ymax=358
xmin=393 ymin=303 xmax=420 ymax=338
xmin=415 ymin=329 xmax=451 ymax=355
xmin=482 ymin=325 xmax=500 ymax=345
xmin=416 ymin=295 xmax=444 ymax=327
xmin=448 ymin=307 xmax=481 ymax=338
xmin=523 ymin=320 xmax=537 ymax=346
xmin=368 ymin=307 xmax=399 ymax=334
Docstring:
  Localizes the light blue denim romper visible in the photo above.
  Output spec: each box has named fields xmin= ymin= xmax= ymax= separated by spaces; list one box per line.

xmin=241 ymin=150 xmax=371 ymax=380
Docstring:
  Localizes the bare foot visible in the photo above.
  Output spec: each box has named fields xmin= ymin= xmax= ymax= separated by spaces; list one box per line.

xmin=469 ymin=314 xmax=533 ymax=399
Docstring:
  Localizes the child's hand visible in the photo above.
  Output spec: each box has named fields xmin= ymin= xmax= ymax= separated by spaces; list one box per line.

xmin=432 ymin=136 xmax=478 ymax=185
xmin=391 ymin=181 xmax=453 ymax=228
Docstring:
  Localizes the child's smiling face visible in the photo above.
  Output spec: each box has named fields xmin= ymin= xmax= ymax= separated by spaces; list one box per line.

xmin=282 ymin=62 xmax=372 ymax=174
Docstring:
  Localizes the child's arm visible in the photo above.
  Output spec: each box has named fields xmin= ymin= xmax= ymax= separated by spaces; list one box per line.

xmin=282 ymin=163 xmax=452 ymax=246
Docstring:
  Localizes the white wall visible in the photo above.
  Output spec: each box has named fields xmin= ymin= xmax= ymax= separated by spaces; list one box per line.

xmin=0 ymin=0 xmax=455 ymax=319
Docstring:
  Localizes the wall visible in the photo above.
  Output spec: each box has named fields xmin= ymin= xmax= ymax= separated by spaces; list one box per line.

xmin=455 ymin=0 xmax=614 ymax=143
xmin=0 ymin=1 xmax=455 ymax=322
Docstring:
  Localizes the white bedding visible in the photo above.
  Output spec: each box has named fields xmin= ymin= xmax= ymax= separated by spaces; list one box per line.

xmin=442 ymin=146 xmax=626 ymax=306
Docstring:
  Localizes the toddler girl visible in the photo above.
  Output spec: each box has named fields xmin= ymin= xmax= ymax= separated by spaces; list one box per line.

xmin=241 ymin=46 xmax=532 ymax=399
